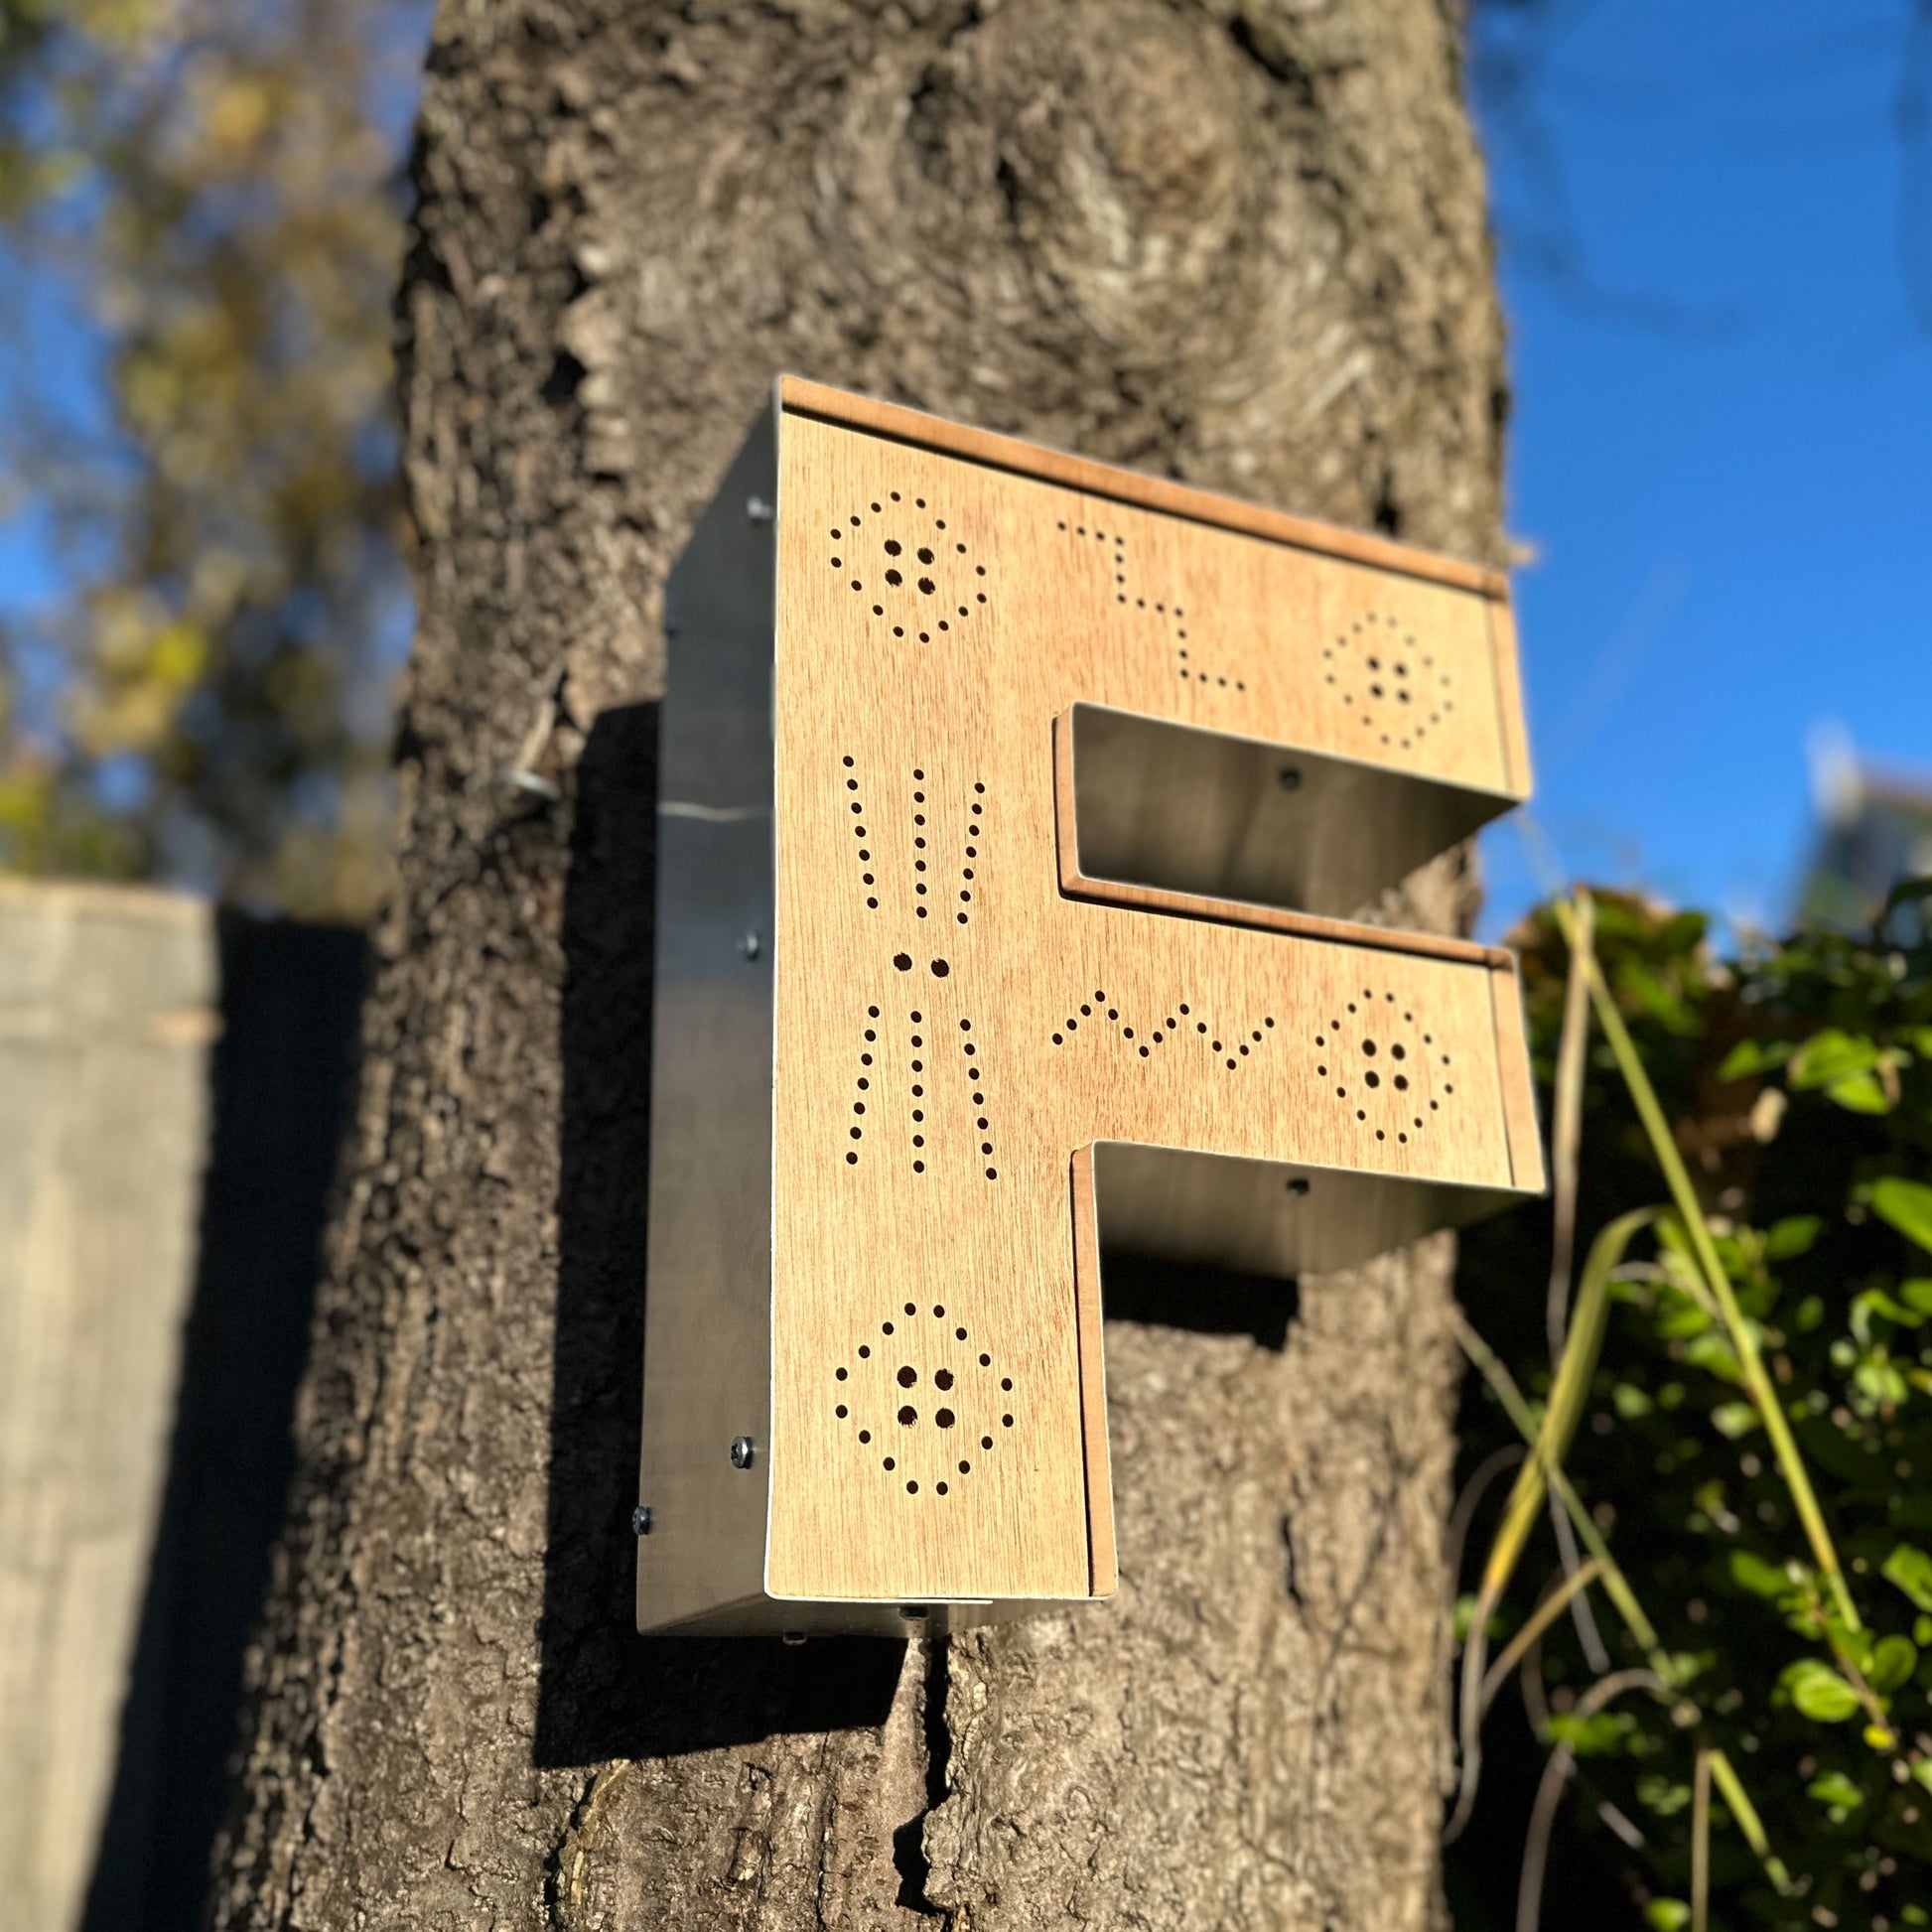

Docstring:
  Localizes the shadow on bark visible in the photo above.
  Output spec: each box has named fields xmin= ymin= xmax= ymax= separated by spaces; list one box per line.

xmin=79 ymin=914 xmax=367 ymax=1932
xmin=539 ymin=702 xmax=902 ymax=1767
xmin=1097 ymin=1251 xmax=1299 ymax=1350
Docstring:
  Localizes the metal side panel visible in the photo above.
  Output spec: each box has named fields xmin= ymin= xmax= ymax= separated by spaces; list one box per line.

xmin=1068 ymin=701 xmax=1514 ymax=920
xmin=1090 ymin=1140 xmax=1522 ymax=1280
xmin=636 ymin=404 xmax=780 ymax=1634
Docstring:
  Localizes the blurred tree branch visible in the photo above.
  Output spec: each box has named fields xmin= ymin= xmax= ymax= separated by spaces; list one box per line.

xmin=0 ymin=0 xmax=427 ymax=918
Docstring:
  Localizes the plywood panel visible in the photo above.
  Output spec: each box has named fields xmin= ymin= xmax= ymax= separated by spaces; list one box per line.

xmin=779 ymin=375 xmax=1509 ymax=601
xmin=765 ymin=409 xmax=1536 ymax=1604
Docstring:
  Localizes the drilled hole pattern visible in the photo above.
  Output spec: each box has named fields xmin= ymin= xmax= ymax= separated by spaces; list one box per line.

xmin=846 ymin=1002 xmax=883 ymax=1166
xmin=841 ymin=757 xmax=985 ymax=928
xmin=832 ymin=1302 xmax=1019 ymax=1496
xmin=905 ymin=1006 xmax=927 ymax=1168
xmin=1053 ymin=514 xmax=1241 ymax=696
xmin=1314 ymin=989 xmax=1453 ymax=1147
xmin=841 ymin=755 xmax=878 ymax=910
xmin=1047 ymin=991 xmax=1276 ymax=1073
xmin=961 ymin=1015 xmax=997 ymax=1181
xmin=833 ymin=753 xmax=999 ymax=1179
xmin=1322 ymin=614 xmax=1452 ymax=753
xmin=836 ymin=495 xmax=988 ymax=643
xmin=840 ymin=956 xmax=997 ymax=1182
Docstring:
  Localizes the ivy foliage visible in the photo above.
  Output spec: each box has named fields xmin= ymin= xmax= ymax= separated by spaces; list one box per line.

xmin=1456 ymin=881 xmax=1932 ymax=1927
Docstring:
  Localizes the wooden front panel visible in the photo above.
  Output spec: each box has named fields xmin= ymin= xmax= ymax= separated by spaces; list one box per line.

xmin=766 ymin=406 xmax=1528 ymax=1604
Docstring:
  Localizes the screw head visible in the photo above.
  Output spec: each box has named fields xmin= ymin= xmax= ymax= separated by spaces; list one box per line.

xmin=738 ymin=931 xmax=761 ymax=961
xmin=631 ymin=1505 xmax=654 ymax=1536
xmin=1278 ymin=766 xmax=1303 ymax=792
xmin=730 ymin=1436 xmax=756 ymax=1469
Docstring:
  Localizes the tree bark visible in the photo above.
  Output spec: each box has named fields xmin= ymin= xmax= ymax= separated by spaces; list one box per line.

xmin=214 ymin=2 xmax=1507 ymax=1925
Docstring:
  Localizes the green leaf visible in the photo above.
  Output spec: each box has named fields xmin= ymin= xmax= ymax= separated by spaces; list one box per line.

xmin=1826 ymin=1068 xmax=1893 ymax=1114
xmin=1853 ymin=1288 xmax=1929 ymax=1332
xmin=1780 ymin=1658 xmax=1862 ymax=1722
xmin=1718 ymin=1038 xmax=1792 ymax=1081
xmin=1856 ymin=1359 xmax=1909 ymax=1407
xmin=1645 ymin=1903 xmax=1690 ymax=1932
xmin=1728 ymin=1550 xmax=1790 ymax=1598
xmin=1872 ymin=1177 xmax=1932 ymax=1256
xmin=1902 ymin=1280 xmax=1932 ymax=1316
xmin=1806 ymin=1769 xmax=1863 ymax=1810
xmin=1617 ymin=961 xmax=1701 ymax=1035
xmin=1712 ymin=1400 xmax=1760 ymax=1439
xmin=1868 ymin=1634 xmax=1917 ymax=1693
xmin=1789 ymin=1029 xmax=1881 ymax=1089
xmin=1882 ymin=1545 xmax=1932 ymax=1613
xmin=1763 ymin=1215 xmax=1824 ymax=1261
xmin=1547 ymin=1709 xmax=1628 ymax=1754
xmin=1636 ymin=1772 xmax=1693 ymax=1816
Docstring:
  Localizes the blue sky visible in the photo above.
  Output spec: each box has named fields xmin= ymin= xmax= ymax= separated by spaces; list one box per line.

xmin=1470 ymin=0 xmax=1932 ymax=936
xmin=4 ymin=1 xmax=1927 ymax=932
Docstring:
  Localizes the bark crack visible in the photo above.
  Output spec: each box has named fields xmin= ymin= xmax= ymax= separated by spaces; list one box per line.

xmin=891 ymin=1636 xmax=953 ymax=1920
xmin=547 ymin=1760 xmax=632 ymax=1931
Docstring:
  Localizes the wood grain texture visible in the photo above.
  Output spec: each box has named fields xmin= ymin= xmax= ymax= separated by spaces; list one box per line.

xmin=213 ymin=1 xmax=1518 ymax=1924
xmin=1489 ymin=960 xmax=1548 ymax=1194
xmin=784 ymin=409 xmax=1518 ymax=799
xmin=780 ymin=376 xmax=1509 ymax=601
xmin=767 ymin=408 xmax=1531 ymax=1603
xmin=1484 ymin=597 xmax=1535 ymax=798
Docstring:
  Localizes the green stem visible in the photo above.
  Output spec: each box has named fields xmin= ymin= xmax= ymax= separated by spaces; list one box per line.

xmin=1481 ymin=1559 xmax=1604 ymax=1712
xmin=1708 ymin=1749 xmax=1793 ymax=1896
xmin=1552 ymin=897 xmax=1861 ymax=1635
xmin=1449 ymin=1309 xmax=1665 ymax=1664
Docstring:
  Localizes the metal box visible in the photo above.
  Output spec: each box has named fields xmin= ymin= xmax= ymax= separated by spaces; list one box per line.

xmin=636 ymin=379 xmax=1543 ymax=1636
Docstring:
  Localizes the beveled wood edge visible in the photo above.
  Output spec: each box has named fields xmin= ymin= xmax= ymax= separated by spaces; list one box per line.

xmin=1069 ymin=1145 xmax=1118 ymax=1598
xmin=1049 ymin=712 xmax=1517 ymax=971
xmin=779 ymin=375 xmax=1510 ymax=602
xmin=1484 ymin=597 xmax=1536 ymax=798
xmin=1488 ymin=960 xmax=1548 ymax=1194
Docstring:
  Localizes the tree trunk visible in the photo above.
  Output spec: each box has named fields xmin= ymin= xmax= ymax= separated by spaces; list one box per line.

xmin=213 ymin=2 xmax=1507 ymax=1925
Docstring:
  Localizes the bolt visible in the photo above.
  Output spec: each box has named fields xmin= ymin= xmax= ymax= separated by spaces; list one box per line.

xmin=1278 ymin=767 xmax=1303 ymax=792
xmin=739 ymin=931 xmax=761 ymax=961
xmin=730 ymin=1436 xmax=756 ymax=1469
xmin=746 ymin=494 xmax=775 ymax=524
xmin=631 ymin=1505 xmax=654 ymax=1535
